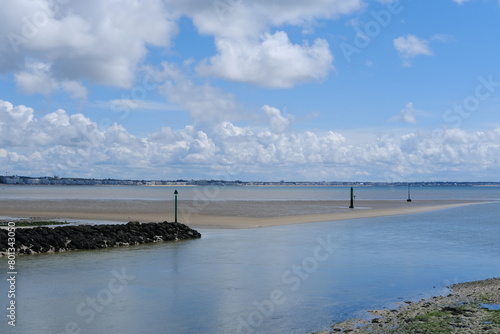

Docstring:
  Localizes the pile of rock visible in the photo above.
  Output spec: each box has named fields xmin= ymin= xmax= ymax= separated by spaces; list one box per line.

xmin=0 ymin=221 xmax=201 ymax=256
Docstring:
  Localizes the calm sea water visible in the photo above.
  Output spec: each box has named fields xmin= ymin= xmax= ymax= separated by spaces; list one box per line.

xmin=1 ymin=187 xmax=500 ymax=333
xmin=1 ymin=184 xmax=500 ymax=201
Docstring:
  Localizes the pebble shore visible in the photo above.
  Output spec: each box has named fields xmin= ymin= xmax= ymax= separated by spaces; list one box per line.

xmin=319 ymin=278 xmax=500 ymax=334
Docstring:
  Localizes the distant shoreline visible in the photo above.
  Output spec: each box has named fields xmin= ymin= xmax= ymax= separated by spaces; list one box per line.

xmin=3 ymin=175 xmax=500 ymax=187
xmin=0 ymin=199 xmax=491 ymax=229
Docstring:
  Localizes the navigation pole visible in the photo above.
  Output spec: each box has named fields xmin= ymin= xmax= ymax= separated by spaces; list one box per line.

xmin=174 ymin=189 xmax=179 ymax=222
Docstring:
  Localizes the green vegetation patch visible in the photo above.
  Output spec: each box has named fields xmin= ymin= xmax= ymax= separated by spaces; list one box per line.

xmin=486 ymin=309 xmax=500 ymax=324
xmin=322 ymin=279 xmax=500 ymax=334
xmin=0 ymin=220 xmax=69 ymax=226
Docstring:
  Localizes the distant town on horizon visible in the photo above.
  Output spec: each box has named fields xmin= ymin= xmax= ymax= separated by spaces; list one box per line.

xmin=1 ymin=175 xmax=500 ymax=187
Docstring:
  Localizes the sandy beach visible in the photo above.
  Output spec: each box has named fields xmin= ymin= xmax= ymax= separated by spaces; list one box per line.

xmin=0 ymin=199 xmax=488 ymax=229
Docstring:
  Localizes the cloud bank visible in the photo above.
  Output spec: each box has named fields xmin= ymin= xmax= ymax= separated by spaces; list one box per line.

xmin=2 ymin=99 xmax=500 ymax=181
xmin=1 ymin=0 xmax=178 ymax=96
xmin=1 ymin=0 xmax=499 ymax=181
xmin=0 ymin=0 xmax=363 ymax=93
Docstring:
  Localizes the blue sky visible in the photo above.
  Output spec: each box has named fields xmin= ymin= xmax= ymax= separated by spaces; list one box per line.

xmin=1 ymin=0 xmax=500 ymax=181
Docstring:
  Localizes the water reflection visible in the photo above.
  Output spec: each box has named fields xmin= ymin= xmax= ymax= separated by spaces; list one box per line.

xmin=1 ymin=202 xmax=500 ymax=334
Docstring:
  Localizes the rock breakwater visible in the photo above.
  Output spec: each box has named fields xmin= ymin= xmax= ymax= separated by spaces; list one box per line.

xmin=0 ymin=221 xmax=201 ymax=256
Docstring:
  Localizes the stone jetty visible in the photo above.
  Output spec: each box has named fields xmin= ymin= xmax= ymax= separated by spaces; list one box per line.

xmin=0 ymin=221 xmax=201 ymax=256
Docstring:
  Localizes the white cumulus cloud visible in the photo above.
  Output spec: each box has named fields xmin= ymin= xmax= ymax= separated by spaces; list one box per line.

xmin=0 ymin=0 xmax=178 ymax=95
xmin=389 ymin=102 xmax=421 ymax=123
xmin=198 ymin=32 xmax=333 ymax=88
xmin=393 ymin=34 xmax=433 ymax=66
xmin=171 ymin=0 xmax=361 ymax=88
xmin=3 ymin=99 xmax=500 ymax=181
xmin=14 ymin=61 xmax=88 ymax=98
xmin=263 ymin=105 xmax=292 ymax=133
xmin=0 ymin=0 xmax=366 ymax=98
xmin=158 ymin=62 xmax=242 ymax=126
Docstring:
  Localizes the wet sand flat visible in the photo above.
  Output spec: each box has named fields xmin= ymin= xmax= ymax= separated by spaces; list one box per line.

xmin=0 ymin=199 xmax=488 ymax=229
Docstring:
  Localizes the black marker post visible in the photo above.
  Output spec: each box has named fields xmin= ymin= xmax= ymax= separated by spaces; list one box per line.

xmin=174 ymin=189 xmax=179 ymax=222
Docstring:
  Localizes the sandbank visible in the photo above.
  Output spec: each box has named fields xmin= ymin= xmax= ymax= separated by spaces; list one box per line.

xmin=0 ymin=199 xmax=489 ymax=229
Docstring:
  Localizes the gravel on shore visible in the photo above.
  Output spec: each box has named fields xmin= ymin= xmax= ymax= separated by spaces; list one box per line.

xmin=318 ymin=277 xmax=500 ymax=334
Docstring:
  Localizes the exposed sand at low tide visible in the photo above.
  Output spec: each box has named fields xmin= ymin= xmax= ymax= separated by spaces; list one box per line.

xmin=0 ymin=199 xmax=488 ymax=229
